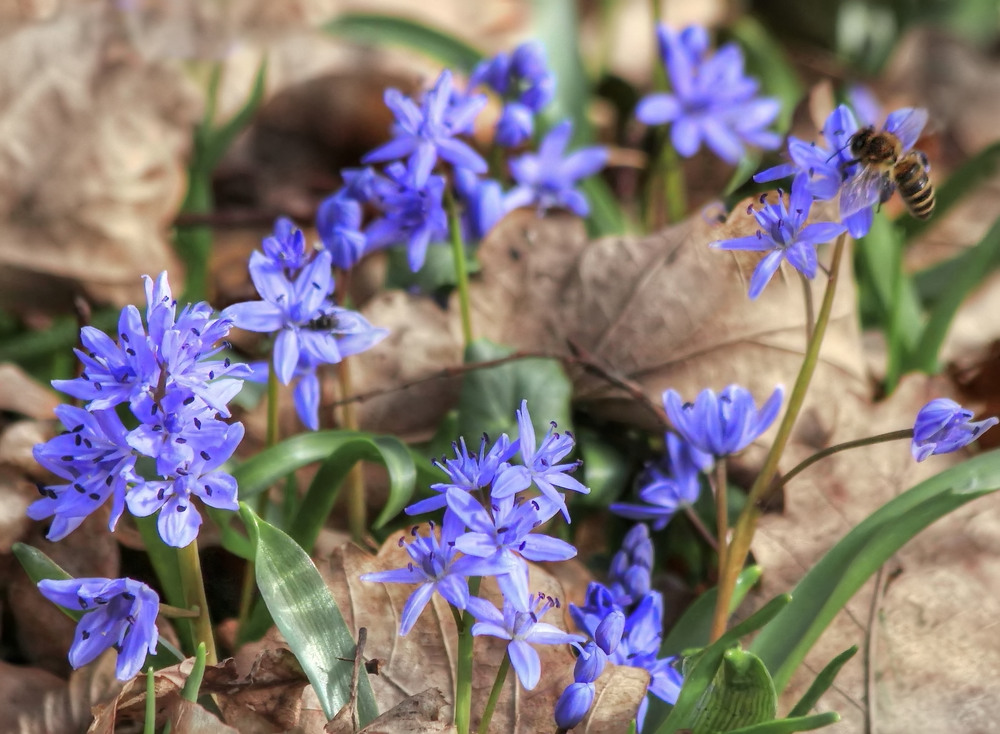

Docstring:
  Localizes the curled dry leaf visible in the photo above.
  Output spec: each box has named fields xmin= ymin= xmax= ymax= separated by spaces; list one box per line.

xmin=327 ymin=687 xmax=455 ymax=734
xmin=0 ymin=4 xmax=199 ymax=314
xmin=323 ymin=530 xmax=648 ymax=733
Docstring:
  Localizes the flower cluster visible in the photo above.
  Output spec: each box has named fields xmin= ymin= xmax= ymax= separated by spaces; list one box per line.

xmin=570 ymin=524 xmax=683 ymax=731
xmin=31 ymin=272 xmax=249 ymax=548
xmin=361 ymin=400 xmax=590 ymax=689
xmin=554 ymin=610 xmax=625 ymax=729
xmin=223 ymin=218 xmax=388 ymax=430
xmin=611 ymin=432 xmax=711 ymax=529
xmin=637 ymin=24 xmax=780 ymax=165
xmin=37 ymin=577 xmax=159 ymax=681
xmin=470 ymin=40 xmax=556 ymax=147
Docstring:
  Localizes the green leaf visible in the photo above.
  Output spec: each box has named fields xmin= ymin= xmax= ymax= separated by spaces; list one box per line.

xmin=909 ymin=214 xmax=1000 ymax=373
xmin=240 ymin=504 xmax=378 ymax=724
xmin=653 ymin=594 xmax=791 ymax=734
xmin=750 ymin=448 xmax=1000 ymax=692
xmin=901 ymin=139 xmax=1000 ymax=242
xmin=530 ymin=0 xmax=591 ymax=142
xmin=661 ymin=566 xmax=763 ymax=657
xmin=725 ymin=712 xmax=841 ymax=734
xmin=231 ymin=430 xmax=417 ymax=531
xmin=12 ymin=542 xmax=73 ymax=586
xmin=203 ymin=58 xmax=268 ymax=171
xmin=322 ymin=13 xmax=484 ymax=71
xmin=582 ymin=176 xmax=629 ymax=236
xmin=576 ymin=429 xmax=630 ymax=506
xmin=457 ymin=339 xmax=573 ymax=445
xmin=729 ymin=17 xmax=802 ymax=134
xmin=787 ymin=646 xmax=857 ymax=717
xmin=687 ymin=649 xmax=776 ymax=734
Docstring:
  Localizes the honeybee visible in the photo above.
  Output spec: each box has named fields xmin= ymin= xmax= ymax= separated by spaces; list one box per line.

xmin=840 ymin=108 xmax=935 ymax=220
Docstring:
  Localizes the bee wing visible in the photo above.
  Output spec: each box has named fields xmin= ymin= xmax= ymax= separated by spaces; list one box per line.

xmin=840 ymin=165 xmax=885 ymax=218
xmin=884 ymin=108 xmax=928 ymax=151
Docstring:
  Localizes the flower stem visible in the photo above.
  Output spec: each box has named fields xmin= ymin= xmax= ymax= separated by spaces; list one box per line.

xmin=684 ymin=505 xmax=719 ymax=551
xmin=801 ymin=272 xmax=815 ymax=343
xmin=478 ymin=652 xmax=511 ymax=734
xmin=445 ymin=188 xmax=474 ymax=348
xmin=714 ymin=458 xmax=729 ymax=581
xmin=454 ymin=576 xmax=482 ymax=734
xmin=709 ymin=232 xmax=848 ymax=642
xmin=774 ymin=429 xmax=914 ymax=492
xmin=176 ymin=539 xmax=217 ymax=664
xmin=339 ymin=355 xmax=367 ymax=543
xmin=662 ymin=141 xmax=688 ymax=224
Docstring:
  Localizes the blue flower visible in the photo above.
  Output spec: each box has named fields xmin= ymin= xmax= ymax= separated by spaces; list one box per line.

xmin=636 ymin=24 xmax=780 ymax=165
xmin=466 ymin=593 xmax=584 ymax=690
xmin=610 ymin=434 xmax=709 ymax=529
xmin=607 ymin=524 xmax=654 ymax=608
xmin=911 ymin=398 xmax=998 ymax=462
xmin=454 ymin=167 xmax=506 ymax=241
xmin=471 ymin=41 xmax=556 ymax=147
xmin=37 ymin=577 xmax=159 ymax=680
xmin=125 ymin=421 xmax=244 ymax=547
xmin=365 ymin=162 xmax=450 ymax=272
xmin=29 ymin=405 xmax=137 ymax=541
xmin=492 ymin=399 xmax=590 ymax=522
xmin=754 ymin=105 xmax=873 ymax=237
xmin=360 ymin=514 xmax=471 ymax=636
xmin=710 ymin=173 xmax=846 ymax=299
xmin=554 ymin=681 xmax=596 ymax=729
xmin=445 ymin=487 xmax=574 ymax=610
xmin=664 ymin=384 xmax=783 ymax=457
xmin=406 ymin=432 xmax=517 ymax=516
xmin=504 ymin=121 xmax=607 ymax=217
xmin=363 ymin=69 xmax=487 ymax=186
xmin=260 ymin=217 xmax=309 ymax=276
xmin=317 ymin=193 xmax=367 ymax=270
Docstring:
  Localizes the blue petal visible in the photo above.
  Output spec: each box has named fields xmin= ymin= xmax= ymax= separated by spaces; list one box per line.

xmin=508 ymin=639 xmax=541 ymax=689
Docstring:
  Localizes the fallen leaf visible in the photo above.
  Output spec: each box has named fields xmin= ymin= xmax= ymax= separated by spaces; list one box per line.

xmin=327 ymin=687 xmax=455 ymax=734
xmin=0 ymin=364 xmax=60 ymax=420
xmin=323 ymin=530 xmax=649 ymax=733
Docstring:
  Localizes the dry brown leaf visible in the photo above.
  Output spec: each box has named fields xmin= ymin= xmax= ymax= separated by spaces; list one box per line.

xmin=0 ymin=4 xmax=198 ymax=313
xmin=323 ymin=531 xmax=648 ymax=733
xmin=164 ymin=699 xmax=242 ymax=734
xmin=0 ymin=364 xmax=59 ymax=420
xmin=214 ymin=647 xmax=311 ymax=732
xmin=327 ymin=688 xmax=455 ymax=734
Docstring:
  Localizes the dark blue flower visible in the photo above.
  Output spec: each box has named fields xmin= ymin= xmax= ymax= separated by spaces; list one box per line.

xmin=365 ymin=162 xmax=449 ymax=272
xmin=471 ymin=41 xmax=555 ymax=147
xmin=710 ymin=173 xmax=846 ymax=299
xmin=664 ymin=384 xmax=783 ymax=457
xmin=363 ymin=69 xmax=487 ymax=186
xmin=466 ymin=593 xmax=584 ymax=690
xmin=636 ymin=24 xmax=780 ymax=165
xmin=29 ymin=405 xmax=137 ymax=541
xmin=911 ymin=398 xmax=998 ymax=462
xmin=610 ymin=434 xmax=709 ymax=529
xmin=454 ymin=167 xmax=505 ymax=241
xmin=317 ymin=193 xmax=367 ymax=270
xmin=445 ymin=487 xmax=574 ymax=610
xmin=495 ymin=102 xmax=535 ymax=147
xmin=37 ymin=577 xmax=159 ymax=680
xmin=504 ymin=121 xmax=607 ymax=217
xmin=607 ymin=524 xmax=654 ymax=608
xmin=360 ymin=513 xmax=471 ymax=635
xmin=595 ymin=609 xmax=625 ymax=656
xmin=492 ymin=399 xmax=590 ymax=522
xmin=554 ymin=681 xmax=595 ymax=729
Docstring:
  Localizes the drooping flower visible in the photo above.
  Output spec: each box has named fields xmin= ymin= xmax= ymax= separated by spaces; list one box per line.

xmin=359 ymin=514 xmax=471 ymax=636
xmin=363 ymin=69 xmax=487 ymax=186
xmin=37 ymin=577 xmax=159 ymax=681
xmin=911 ymin=398 xmax=998 ymax=462
xmin=504 ymin=121 xmax=607 ymax=217
xmin=610 ymin=433 xmax=709 ymax=529
xmin=492 ymin=399 xmax=590 ymax=522
xmin=471 ymin=40 xmax=556 ymax=147
xmin=636 ymin=24 xmax=780 ymax=165
xmin=710 ymin=173 xmax=846 ymax=299
xmin=664 ymin=384 xmax=783 ymax=457
xmin=466 ymin=593 xmax=584 ymax=690
xmin=316 ymin=193 xmax=368 ymax=271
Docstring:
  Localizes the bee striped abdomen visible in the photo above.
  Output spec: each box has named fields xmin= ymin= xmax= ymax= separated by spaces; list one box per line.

xmin=894 ymin=153 xmax=935 ymax=219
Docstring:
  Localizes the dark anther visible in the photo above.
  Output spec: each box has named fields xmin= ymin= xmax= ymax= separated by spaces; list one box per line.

xmin=81 ymin=630 xmax=91 ymax=640
xmin=122 ymin=592 xmax=135 ymax=601
xmin=88 ymin=492 xmax=100 ymax=500
xmin=200 ymin=450 xmax=211 ymax=461
xmin=193 ymin=418 xmax=202 ymax=429
xmin=177 ymin=504 xmax=187 ymax=513
xmin=183 ymin=396 xmax=195 ymax=405
xmin=74 ymin=483 xmax=85 ymax=493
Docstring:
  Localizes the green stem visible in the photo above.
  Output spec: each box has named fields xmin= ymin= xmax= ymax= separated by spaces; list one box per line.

xmin=801 ymin=272 xmax=815 ymax=343
xmin=455 ymin=576 xmax=483 ymax=734
xmin=445 ymin=189 xmax=474 ymax=347
xmin=176 ymin=539 xmax=217 ymax=664
xmin=774 ymin=429 xmax=914 ymax=491
xmin=144 ymin=668 xmax=156 ymax=734
xmin=266 ymin=359 xmax=279 ymax=448
xmin=714 ymin=458 xmax=729 ymax=583
xmin=662 ymin=141 xmax=688 ymax=224
xmin=683 ymin=504 xmax=719 ymax=551
xmin=478 ymin=653 xmax=511 ymax=734
xmin=339 ymin=356 xmax=367 ymax=543
xmin=710 ymin=232 xmax=848 ymax=642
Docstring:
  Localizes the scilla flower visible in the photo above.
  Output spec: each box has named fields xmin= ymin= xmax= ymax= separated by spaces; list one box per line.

xmin=911 ymin=398 xmax=998 ymax=462
xmin=664 ymin=384 xmax=783 ymax=457
xmin=37 ymin=577 xmax=159 ymax=681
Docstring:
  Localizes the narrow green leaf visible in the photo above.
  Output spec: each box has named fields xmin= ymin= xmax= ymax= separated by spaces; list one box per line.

xmin=582 ymin=176 xmax=629 ymax=236
xmin=724 ymin=151 xmax=763 ymax=197
xmin=457 ymin=338 xmax=573 ymax=444
xmin=750 ymin=448 xmax=1000 ymax=692
xmin=206 ymin=507 xmax=253 ymax=560
xmin=653 ymin=594 xmax=791 ymax=734
xmin=322 ymin=13 xmax=484 ymax=71
xmin=530 ymin=0 xmax=591 ymax=142
xmin=725 ymin=712 xmax=841 ymax=734
xmin=900 ymin=139 xmax=1000 ymax=242
xmin=660 ymin=566 xmax=763 ymax=657
xmin=12 ymin=542 xmax=73 ymax=586
xmin=203 ymin=59 xmax=268 ymax=171
xmin=910 ymin=214 xmax=1000 ymax=373
xmin=787 ymin=646 xmax=857 ymax=717
xmin=240 ymin=504 xmax=378 ymax=724
xmin=180 ymin=643 xmax=207 ymax=702
xmin=729 ymin=17 xmax=803 ymax=133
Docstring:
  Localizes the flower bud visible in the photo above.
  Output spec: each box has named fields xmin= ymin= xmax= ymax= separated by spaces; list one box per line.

xmin=595 ymin=609 xmax=625 ymax=655
xmin=554 ymin=682 xmax=595 ymax=729
xmin=574 ymin=642 xmax=606 ymax=683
